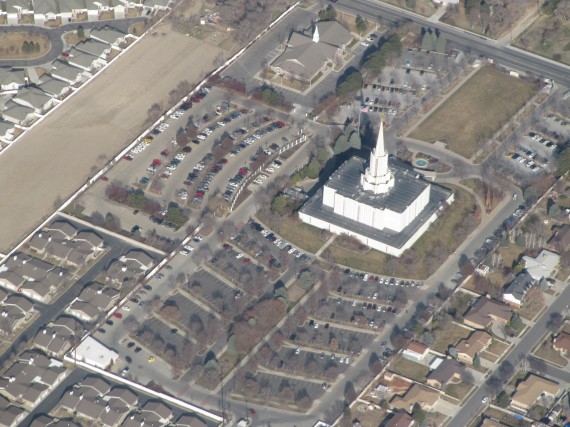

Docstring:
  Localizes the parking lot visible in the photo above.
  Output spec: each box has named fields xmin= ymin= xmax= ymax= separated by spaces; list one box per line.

xmin=314 ymin=297 xmax=394 ymax=331
xmin=161 ymin=292 xmax=222 ymax=353
xmin=286 ymin=321 xmax=374 ymax=357
xmin=186 ymin=268 xmax=248 ymax=319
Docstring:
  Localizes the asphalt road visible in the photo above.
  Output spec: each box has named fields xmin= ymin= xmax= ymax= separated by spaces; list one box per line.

xmin=336 ymin=0 xmax=570 ymax=87
xmin=0 ymin=19 xmax=146 ymax=67
xmin=450 ymin=284 xmax=570 ymax=427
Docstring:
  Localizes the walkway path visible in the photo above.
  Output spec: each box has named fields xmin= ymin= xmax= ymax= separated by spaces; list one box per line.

xmin=496 ymin=8 xmax=540 ymax=46
xmin=315 ymin=234 xmax=336 ymax=257
xmin=427 ymin=5 xmax=447 ymax=23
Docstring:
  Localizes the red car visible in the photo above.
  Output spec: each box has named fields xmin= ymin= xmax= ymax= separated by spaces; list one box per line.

xmin=160 ymin=149 xmax=171 ymax=157
xmin=239 ymin=168 xmax=249 ymax=175
xmin=276 ymin=121 xmax=285 ymax=128
xmin=113 ymin=312 xmax=123 ymax=319
xmin=123 ymin=154 xmax=134 ymax=161
xmin=100 ymin=176 xmax=109 ymax=182
xmin=152 ymin=159 xmax=162 ymax=166
xmin=219 ymin=158 xmax=228 ymax=164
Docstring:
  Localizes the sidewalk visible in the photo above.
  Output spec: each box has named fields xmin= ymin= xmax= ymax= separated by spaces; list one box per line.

xmin=496 ymin=8 xmax=540 ymax=46
xmin=427 ymin=5 xmax=447 ymax=23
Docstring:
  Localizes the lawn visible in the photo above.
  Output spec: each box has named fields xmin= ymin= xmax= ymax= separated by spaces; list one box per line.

xmin=445 ymin=382 xmax=473 ymax=400
xmin=431 ymin=321 xmax=472 ymax=354
xmin=410 ymin=68 xmax=536 ymax=159
xmin=515 ymin=15 xmax=570 ymax=66
xmin=323 ymin=186 xmax=478 ymax=279
xmin=534 ymin=339 xmax=568 ymax=367
xmin=487 ymin=339 xmax=510 ymax=356
xmin=389 ymin=356 xmax=430 ymax=383
xmin=461 ymin=178 xmax=505 ymax=213
xmin=483 ymin=408 xmax=533 ymax=427
xmin=257 ymin=214 xmax=325 ymax=254
xmin=0 ymin=32 xmax=51 ymax=60
xmin=440 ymin=2 xmax=485 ymax=36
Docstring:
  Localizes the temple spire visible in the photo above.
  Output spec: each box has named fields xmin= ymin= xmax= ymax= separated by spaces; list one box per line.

xmin=313 ymin=24 xmax=320 ymax=43
xmin=360 ymin=117 xmax=394 ymax=194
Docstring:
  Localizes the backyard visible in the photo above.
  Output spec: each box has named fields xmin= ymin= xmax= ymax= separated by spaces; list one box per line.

xmin=534 ymin=339 xmax=568 ymax=367
xmin=410 ymin=68 xmax=536 ymax=159
xmin=323 ymin=187 xmax=478 ymax=279
xmin=388 ymin=356 xmax=430 ymax=383
xmin=515 ymin=14 xmax=570 ymax=66
xmin=431 ymin=321 xmax=472 ymax=354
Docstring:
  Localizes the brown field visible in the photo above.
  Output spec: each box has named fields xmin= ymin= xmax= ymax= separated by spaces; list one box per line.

xmin=515 ymin=15 xmax=570 ymax=66
xmin=0 ymin=32 xmax=51 ymax=60
xmin=0 ymin=21 xmax=222 ymax=253
xmin=410 ymin=68 xmax=536 ymax=159
xmin=377 ymin=0 xmax=436 ymax=17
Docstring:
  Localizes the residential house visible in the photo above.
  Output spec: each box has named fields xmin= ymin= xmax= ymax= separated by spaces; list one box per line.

xmin=479 ymin=419 xmax=506 ymax=427
xmin=5 ymin=0 xmax=33 ymax=24
xmin=510 ymin=374 xmax=560 ymax=412
xmin=67 ymin=47 xmax=106 ymax=72
xmin=76 ymin=38 xmax=114 ymax=59
xmin=51 ymin=60 xmax=85 ymax=85
xmin=74 ymin=230 xmax=105 ymax=251
xmin=402 ymin=341 xmax=429 ymax=362
xmin=271 ymin=21 xmax=352 ymax=83
xmin=29 ymin=415 xmax=81 ymax=427
xmin=0 ymin=294 xmax=34 ymax=336
xmin=65 ymin=283 xmax=118 ymax=322
xmin=84 ymin=0 xmax=111 ymax=21
xmin=0 ymin=350 xmax=67 ymax=409
xmin=0 ymin=253 xmax=68 ymax=302
xmin=176 ymin=414 xmax=208 ymax=427
xmin=463 ymin=296 xmax=512 ymax=330
xmin=0 ymin=120 xmax=16 ymax=142
xmin=106 ymin=387 xmax=138 ymax=408
xmin=0 ymin=395 xmax=27 ymax=427
xmin=382 ymin=412 xmax=414 ymax=427
xmin=390 ymin=384 xmax=440 ymax=412
xmin=73 ymin=336 xmax=119 ymax=369
xmin=33 ymin=316 xmax=84 ymax=357
xmin=45 ymin=220 xmax=77 ymax=240
xmin=503 ymin=271 xmax=535 ymax=308
xmin=38 ymin=76 xmax=72 ymax=99
xmin=32 ymin=0 xmax=58 ymax=26
xmin=548 ymin=225 xmax=570 ymax=254
xmin=58 ymin=378 xmax=134 ymax=427
xmin=59 ymin=0 xmax=87 ymax=22
xmin=12 ymin=87 xmax=58 ymax=115
xmin=523 ymin=250 xmax=560 ymax=281
xmin=1 ymin=99 xmax=36 ymax=125
xmin=90 ymin=26 xmax=129 ymax=47
xmin=456 ymin=330 xmax=492 ymax=365
xmin=0 ymin=68 xmax=27 ymax=92
xmin=106 ymin=250 xmax=153 ymax=287
xmin=123 ymin=401 xmax=173 ymax=427
xmin=426 ymin=359 xmax=464 ymax=390
xmin=552 ymin=332 xmax=570 ymax=357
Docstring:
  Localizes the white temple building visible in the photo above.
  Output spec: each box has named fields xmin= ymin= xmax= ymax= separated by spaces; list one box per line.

xmin=299 ymin=122 xmax=454 ymax=257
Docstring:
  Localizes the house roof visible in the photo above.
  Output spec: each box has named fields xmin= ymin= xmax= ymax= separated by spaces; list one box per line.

xmin=553 ymin=332 xmax=570 ymax=353
xmin=548 ymin=225 xmax=570 ymax=253
xmin=511 ymin=374 xmax=560 ymax=408
xmin=120 ymin=250 xmax=154 ymax=268
xmin=0 ymin=119 xmax=15 ymax=137
xmin=45 ymin=220 xmax=77 ymax=239
xmin=503 ymin=271 xmax=534 ymax=303
xmin=4 ymin=294 xmax=34 ymax=313
xmin=74 ymin=230 xmax=104 ymax=248
xmin=427 ymin=359 xmax=464 ymax=385
xmin=89 ymin=25 xmax=127 ymax=44
xmin=30 ymin=415 xmax=81 ymax=427
xmin=314 ymin=21 xmax=352 ymax=48
xmin=523 ymin=250 xmax=560 ymax=281
xmin=2 ymin=99 xmax=35 ymax=121
xmin=464 ymin=297 xmax=512 ymax=328
xmin=176 ymin=414 xmax=208 ymax=427
xmin=33 ymin=0 xmax=57 ymax=15
xmin=0 ymin=395 xmax=27 ymax=427
xmin=39 ymin=76 xmax=70 ymax=96
xmin=75 ymin=39 xmax=110 ymax=58
xmin=384 ymin=412 xmax=414 ymax=427
xmin=404 ymin=341 xmax=428 ymax=356
xmin=142 ymin=401 xmax=172 ymax=420
xmin=143 ymin=0 xmax=171 ymax=7
xmin=390 ymin=384 xmax=439 ymax=411
xmin=68 ymin=48 xmax=99 ymax=69
xmin=51 ymin=60 xmax=83 ymax=82
xmin=59 ymin=0 xmax=86 ymax=12
xmin=456 ymin=330 xmax=492 ymax=359
xmin=0 ymin=67 xmax=26 ymax=86
xmin=480 ymin=419 xmax=506 ymax=427
xmin=107 ymin=386 xmax=138 ymax=406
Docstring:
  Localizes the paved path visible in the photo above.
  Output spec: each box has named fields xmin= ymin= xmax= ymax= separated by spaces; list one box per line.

xmin=0 ymin=19 xmax=145 ymax=67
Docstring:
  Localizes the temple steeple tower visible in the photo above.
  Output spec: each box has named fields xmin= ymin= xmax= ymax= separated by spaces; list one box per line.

xmin=360 ymin=119 xmax=394 ymax=194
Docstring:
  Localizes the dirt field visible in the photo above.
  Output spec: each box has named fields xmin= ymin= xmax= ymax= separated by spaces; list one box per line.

xmin=0 ymin=21 xmax=222 ymax=253
xmin=515 ymin=15 xmax=570 ymax=66
xmin=410 ymin=68 xmax=535 ymax=159
xmin=377 ymin=0 xmax=436 ymax=17
xmin=0 ymin=32 xmax=51 ymax=60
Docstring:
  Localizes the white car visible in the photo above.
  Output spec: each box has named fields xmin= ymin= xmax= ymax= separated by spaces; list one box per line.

xmin=183 ymin=245 xmax=195 ymax=252
xmin=180 ymin=250 xmax=189 ymax=256
xmin=361 ymin=41 xmax=370 ymax=47
xmin=266 ymin=167 xmax=275 ymax=173
xmin=482 ymin=397 xmax=489 ymax=404
xmin=236 ymin=253 xmax=244 ymax=259
xmin=122 ymin=305 xmax=131 ymax=312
